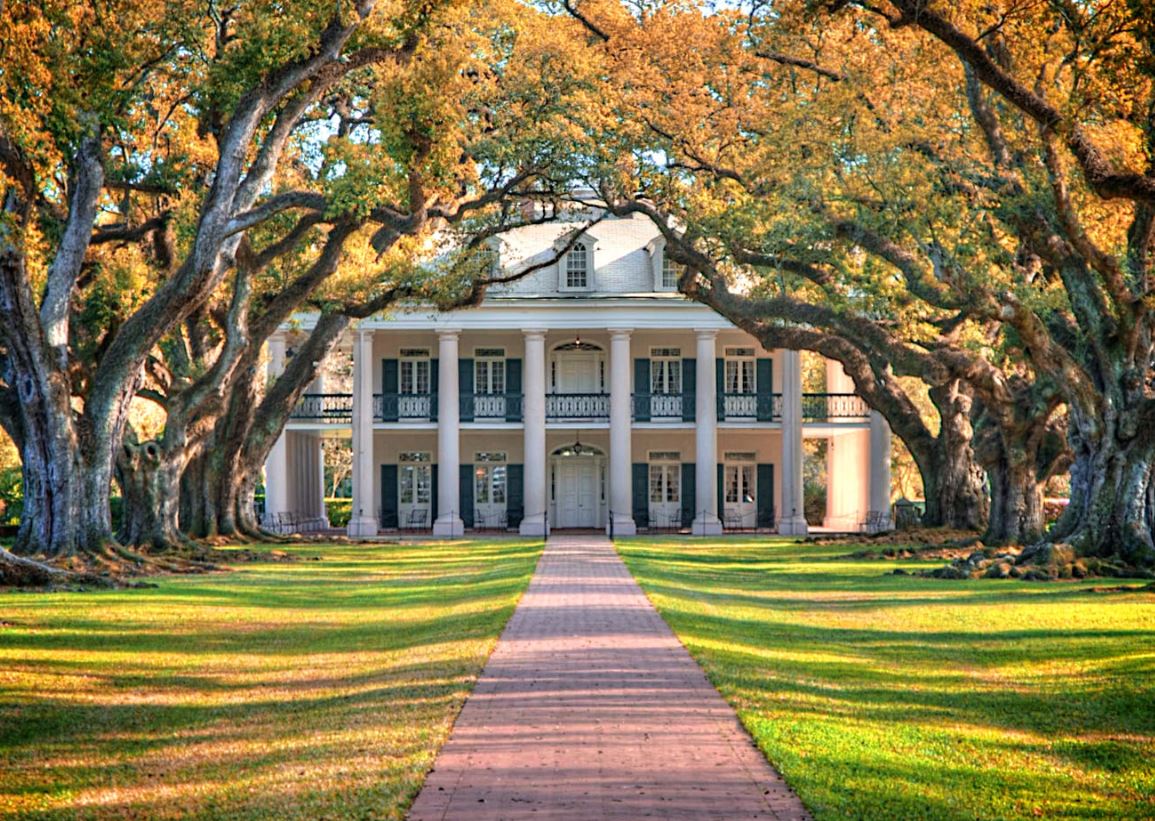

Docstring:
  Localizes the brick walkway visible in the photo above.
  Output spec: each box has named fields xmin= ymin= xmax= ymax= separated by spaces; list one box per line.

xmin=407 ymin=535 xmax=810 ymax=820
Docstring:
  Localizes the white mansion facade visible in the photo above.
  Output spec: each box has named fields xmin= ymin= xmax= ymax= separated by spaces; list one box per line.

xmin=264 ymin=206 xmax=893 ymax=537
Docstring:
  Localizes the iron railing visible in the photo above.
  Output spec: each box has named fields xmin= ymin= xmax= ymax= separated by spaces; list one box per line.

xmin=802 ymin=392 xmax=870 ymax=420
xmin=465 ymin=392 xmax=524 ymax=420
xmin=546 ymin=392 xmax=609 ymax=420
xmin=721 ymin=392 xmax=781 ymax=420
xmin=632 ymin=392 xmax=684 ymax=420
xmin=289 ymin=393 xmax=353 ymax=422
xmin=374 ymin=393 xmax=434 ymax=421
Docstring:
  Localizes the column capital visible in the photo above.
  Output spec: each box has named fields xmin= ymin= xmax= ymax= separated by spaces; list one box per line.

xmin=523 ymin=328 xmax=547 ymax=339
xmin=356 ymin=327 xmax=374 ymax=343
xmin=609 ymin=327 xmax=633 ymax=339
xmin=437 ymin=328 xmax=463 ymax=339
xmin=694 ymin=328 xmax=718 ymax=340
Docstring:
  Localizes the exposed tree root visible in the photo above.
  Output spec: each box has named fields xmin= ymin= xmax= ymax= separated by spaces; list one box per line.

xmin=919 ymin=541 xmax=1155 ymax=581
xmin=0 ymin=547 xmax=119 ymax=590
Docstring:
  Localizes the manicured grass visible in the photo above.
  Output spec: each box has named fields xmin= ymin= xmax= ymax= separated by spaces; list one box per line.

xmin=0 ymin=539 xmax=543 ymax=820
xmin=617 ymin=537 xmax=1155 ymax=820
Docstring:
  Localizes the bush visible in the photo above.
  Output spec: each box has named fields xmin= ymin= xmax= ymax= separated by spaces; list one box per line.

xmin=326 ymin=498 xmax=352 ymax=528
xmin=0 ymin=466 xmax=22 ymax=525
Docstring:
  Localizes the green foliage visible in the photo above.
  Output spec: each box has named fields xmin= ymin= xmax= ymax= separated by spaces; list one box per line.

xmin=619 ymin=537 xmax=1155 ymax=821
xmin=325 ymin=497 xmax=352 ymax=528
xmin=0 ymin=466 xmax=22 ymax=525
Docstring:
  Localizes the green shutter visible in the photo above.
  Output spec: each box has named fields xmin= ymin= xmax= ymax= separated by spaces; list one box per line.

xmin=681 ymin=462 xmax=696 ymax=527
xmin=632 ymin=463 xmax=650 ymax=528
xmin=431 ymin=464 xmax=438 ymax=522
xmin=506 ymin=464 xmax=524 ymax=528
xmin=682 ymin=358 xmax=696 ymax=422
xmin=717 ymin=463 xmax=724 ymax=525
xmin=505 ymin=358 xmax=522 ymax=422
xmin=757 ymin=463 xmax=775 ymax=528
xmin=634 ymin=358 xmax=651 ymax=422
xmin=459 ymin=463 xmax=474 ymax=527
xmin=381 ymin=360 xmax=399 ymax=422
xmin=716 ymin=357 xmax=725 ymax=420
xmin=756 ymin=358 xmax=774 ymax=421
xmin=459 ymin=358 xmax=474 ymax=422
xmin=429 ymin=359 xmax=439 ymax=422
xmin=380 ymin=464 xmax=398 ymax=528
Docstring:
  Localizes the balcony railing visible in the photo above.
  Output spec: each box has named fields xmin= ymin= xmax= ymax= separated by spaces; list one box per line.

xmin=374 ymin=393 xmax=434 ymax=421
xmin=632 ymin=392 xmax=684 ymax=420
xmin=721 ymin=392 xmax=781 ymax=421
xmin=802 ymin=392 xmax=870 ymax=420
xmin=464 ymin=392 xmax=524 ymax=421
xmin=289 ymin=393 xmax=353 ymax=422
xmin=546 ymin=392 xmax=609 ymax=420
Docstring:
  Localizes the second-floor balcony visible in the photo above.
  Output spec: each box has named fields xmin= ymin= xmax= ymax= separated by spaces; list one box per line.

xmin=720 ymin=392 xmax=781 ymax=421
xmin=288 ymin=393 xmax=353 ymax=423
xmin=375 ymin=393 xmax=435 ymax=421
xmin=802 ymin=392 xmax=871 ymax=421
xmin=547 ymin=392 xmax=609 ymax=421
xmin=463 ymin=392 xmax=524 ymax=422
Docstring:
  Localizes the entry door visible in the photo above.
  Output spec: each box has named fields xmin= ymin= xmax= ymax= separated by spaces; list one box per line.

xmin=474 ymin=463 xmax=507 ymax=527
xmin=557 ymin=459 xmax=598 ymax=527
xmin=399 ymin=464 xmax=432 ymax=528
xmin=556 ymin=354 xmax=597 ymax=393
xmin=649 ymin=463 xmax=681 ymax=528
xmin=723 ymin=463 xmax=756 ymax=528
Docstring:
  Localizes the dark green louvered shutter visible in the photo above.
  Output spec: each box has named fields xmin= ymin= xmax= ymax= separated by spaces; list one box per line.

xmin=430 ymin=464 xmax=438 ymax=521
xmin=506 ymin=464 xmax=524 ymax=528
xmin=632 ymin=463 xmax=650 ymax=528
xmin=505 ymin=359 xmax=522 ymax=422
xmin=757 ymin=463 xmax=775 ymax=528
xmin=756 ymin=358 xmax=775 ymax=421
xmin=381 ymin=359 xmax=399 ymax=422
xmin=429 ymin=359 xmax=439 ymax=422
xmin=459 ymin=358 xmax=474 ymax=422
xmin=681 ymin=462 xmax=696 ymax=527
xmin=459 ymin=463 xmax=474 ymax=527
xmin=682 ymin=358 xmax=696 ymax=422
xmin=634 ymin=358 xmax=651 ymax=422
xmin=717 ymin=463 xmax=725 ymax=525
xmin=716 ymin=357 xmax=726 ymax=420
xmin=380 ymin=465 xmax=398 ymax=528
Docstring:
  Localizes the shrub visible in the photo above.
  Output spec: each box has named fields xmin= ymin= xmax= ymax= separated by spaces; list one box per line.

xmin=326 ymin=498 xmax=352 ymax=528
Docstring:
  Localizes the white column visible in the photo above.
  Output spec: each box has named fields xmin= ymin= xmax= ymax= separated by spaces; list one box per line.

xmin=347 ymin=328 xmax=378 ymax=537
xmin=824 ymin=360 xmax=869 ymax=531
xmin=520 ymin=330 xmax=548 ymax=536
xmin=263 ymin=334 xmax=290 ymax=528
xmin=312 ymin=372 xmax=330 ymax=528
xmin=433 ymin=329 xmax=464 ymax=536
xmin=869 ymin=410 xmax=893 ymax=530
xmin=608 ymin=329 xmax=636 ymax=536
xmin=692 ymin=330 xmax=723 ymax=535
xmin=779 ymin=350 xmax=809 ymax=535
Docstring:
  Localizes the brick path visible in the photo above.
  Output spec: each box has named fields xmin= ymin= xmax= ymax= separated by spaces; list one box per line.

xmin=407 ymin=535 xmax=810 ymax=820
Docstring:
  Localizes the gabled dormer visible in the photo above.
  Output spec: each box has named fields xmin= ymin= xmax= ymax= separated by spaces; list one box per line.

xmin=557 ymin=230 xmax=594 ymax=292
xmin=646 ymin=236 xmax=682 ymax=293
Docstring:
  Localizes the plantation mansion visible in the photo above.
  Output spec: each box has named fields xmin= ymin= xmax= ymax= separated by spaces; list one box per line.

xmin=264 ymin=206 xmax=893 ymax=537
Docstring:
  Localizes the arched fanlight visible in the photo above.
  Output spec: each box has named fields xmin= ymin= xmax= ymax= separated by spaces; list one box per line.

xmin=572 ymin=438 xmax=583 ymax=455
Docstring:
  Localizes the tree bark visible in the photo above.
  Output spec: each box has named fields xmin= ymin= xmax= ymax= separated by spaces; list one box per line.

xmin=920 ymin=381 xmax=988 ymax=530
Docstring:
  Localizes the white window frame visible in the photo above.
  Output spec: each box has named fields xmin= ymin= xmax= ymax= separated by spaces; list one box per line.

xmin=560 ymin=241 xmax=593 ymax=291
xmin=659 ymin=254 xmax=680 ymax=291
xmin=650 ymin=347 xmax=682 ymax=395
xmin=724 ymin=347 xmax=756 ymax=395
xmin=399 ymin=349 xmax=431 ymax=396
xmin=474 ymin=349 xmax=506 ymax=396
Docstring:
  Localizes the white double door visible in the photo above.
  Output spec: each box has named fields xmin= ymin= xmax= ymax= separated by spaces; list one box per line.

xmin=554 ymin=457 xmax=601 ymax=528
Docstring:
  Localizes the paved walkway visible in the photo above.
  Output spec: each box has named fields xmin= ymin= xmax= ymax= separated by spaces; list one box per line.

xmin=408 ymin=535 xmax=810 ymax=820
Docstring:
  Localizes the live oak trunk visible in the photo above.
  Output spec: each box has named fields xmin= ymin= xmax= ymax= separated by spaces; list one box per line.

xmin=917 ymin=382 xmax=988 ymax=531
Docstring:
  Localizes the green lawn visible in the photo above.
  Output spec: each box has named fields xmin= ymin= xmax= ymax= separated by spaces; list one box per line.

xmin=617 ymin=537 xmax=1155 ymax=821
xmin=0 ymin=539 xmax=543 ymax=820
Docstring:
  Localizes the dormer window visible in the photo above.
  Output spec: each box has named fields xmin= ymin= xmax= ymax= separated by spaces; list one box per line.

xmin=562 ymin=242 xmax=592 ymax=290
xmin=661 ymin=255 xmax=680 ymax=290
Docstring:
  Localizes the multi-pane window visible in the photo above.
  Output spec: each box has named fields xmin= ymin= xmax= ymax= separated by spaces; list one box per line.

xmin=725 ymin=464 xmax=755 ymax=504
xmin=399 ymin=349 xmax=430 ymax=395
xmin=649 ymin=463 xmax=680 ymax=503
xmin=661 ymin=255 xmax=680 ymax=289
xmin=565 ymin=243 xmax=589 ymax=289
xmin=650 ymin=347 xmax=682 ymax=394
xmin=475 ymin=350 xmax=506 ymax=395
xmin=724 ymin=347 xmax=756 ymax=394
xmin=475 ymin=452 xmax=507 ymax=508
xmin=399 ymin=452 xmax=432 ymax=505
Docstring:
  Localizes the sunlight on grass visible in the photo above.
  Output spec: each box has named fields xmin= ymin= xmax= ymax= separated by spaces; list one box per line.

xmin=0 ymin=539 xmax=543 ymax=820
xmin=617 ymin=537 xmax=1155 ymax=821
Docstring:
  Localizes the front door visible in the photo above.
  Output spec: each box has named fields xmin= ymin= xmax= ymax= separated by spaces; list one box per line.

xmin=556 ymin=458 xmax=598 ymax=528
xmin=556 ymin=354 xmax=598 ymax=393
xmin=723 ymin=463 xmax=756 ymax=528
xmin=474 ymin=462 xmax=507 ymax=528
xmin=648 ymin=461 xmax=681 ymax=529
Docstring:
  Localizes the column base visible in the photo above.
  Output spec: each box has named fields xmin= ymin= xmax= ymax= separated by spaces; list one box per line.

xmin=778 ymin=515 xmax=809 ymax=536
xmin=691 ymin=514 xmax=724 ymax=536
xmin=519 ymin=513 xmax=548 ymax=537
xmin=347 ymin=516 xmax=378 ymax=538
xmin=607 ymin=518 xmax=637 ymax=537
xmin=433 ymin=515 xmax=466 ymax=538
